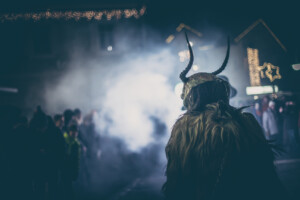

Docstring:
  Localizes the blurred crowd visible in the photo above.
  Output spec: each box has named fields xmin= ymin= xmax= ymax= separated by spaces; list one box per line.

xmin=249 ymin=95 xmax=300 ymax=157
xmin=1 ymin=94 xmax=299 ymax=200
xmin=0 ymin=105 xmax=101 ymax=200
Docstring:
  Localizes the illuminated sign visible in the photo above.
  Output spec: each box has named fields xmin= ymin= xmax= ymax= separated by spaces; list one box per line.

xmin=247 ymin=48 xmax=261 ymax=86
xmin=246 ymin=85 xmax=278 ymax=95
xmin=0 ymin=87 xmax=18 ymax=93
xmin=262 ymin=62 xmax=281 ymax=82
xmin=247 ymin=48 xmax=282 ymax=85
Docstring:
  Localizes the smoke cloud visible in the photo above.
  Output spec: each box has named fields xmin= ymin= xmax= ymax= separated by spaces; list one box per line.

xmin=43 ymin=46 xmax=183 ymax=151
xmin=96 ymin=49 xmax=183 ymax=151
xmin=22 ymin=23 xmax=249 ymax=198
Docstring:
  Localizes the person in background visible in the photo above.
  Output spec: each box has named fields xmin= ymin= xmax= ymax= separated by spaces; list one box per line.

xmin=45 ymin=115 xmax=66 ymax=200
xmin=72 ymin=108 xmax=90 ymax=188
xmin=0 ymin=105 xmax=34 ymax=200
xmin=29 ymin=106 xmax=66 ymax=200
xmin=283 ymin=100 xmax=300 ymax=156
xmin=54 ymin=114 xmax=64 ymax=131
xmin=29 ymin=106 xmax=50 ymax=200
xmin=74 ymin=108 xmax=83 ymax=126
xmin=253 ymin=101 xmax=262 ymax=126
xmin=63 ymin=109 xmax=75 ymax=133
xmin=78 ymin=111 xmax=102 ymax=187
xmin=262 ymin=96 xmax=270 ymax=113
xmin=73 ymin=108 xmax=87 ymax=152
xmin=62 ymin=124 xmax=81 ymax=200
xmin=263 ymin=101 xmax=279 ymax=143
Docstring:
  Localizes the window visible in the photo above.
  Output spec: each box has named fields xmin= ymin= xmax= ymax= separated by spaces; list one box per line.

xmin=99 ymin=24 xmax=114 ymax=52
xmin=32 ymin=24 xmax=52 ymax=55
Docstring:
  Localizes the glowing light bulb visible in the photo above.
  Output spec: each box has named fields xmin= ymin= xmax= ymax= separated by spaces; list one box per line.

xmin=107 ymin=45 xmax=113 ymax=51
xmin=192 ymin=65 xmax=199 ymax=71
xmin=292 ymin=63 xmax=300 ymax=71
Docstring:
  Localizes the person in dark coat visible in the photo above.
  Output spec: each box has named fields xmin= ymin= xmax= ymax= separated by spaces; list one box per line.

xmin=0 ymin=106 xmax=34 ymax=200
xmin=29 ymin=106 xmax=65 ymax=200
xmin=283 ymin=100 xmax=300 ymax=156
xmin=62 ymin=123 xmax=81 ymax=200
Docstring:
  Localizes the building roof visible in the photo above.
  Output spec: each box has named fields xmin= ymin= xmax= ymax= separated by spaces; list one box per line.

xmin=234 ymin=19 xmax=287 ymax=52
xmin=165 ymin=23 xmax=202 ymax=44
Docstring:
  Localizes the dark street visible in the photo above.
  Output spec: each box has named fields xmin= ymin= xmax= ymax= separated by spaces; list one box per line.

xmin=107 ymin=158 xmax=300 ymax=200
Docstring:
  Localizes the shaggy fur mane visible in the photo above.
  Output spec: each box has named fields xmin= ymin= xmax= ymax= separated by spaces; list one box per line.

xmin=163 ymin=101 xmax=275 ymax=200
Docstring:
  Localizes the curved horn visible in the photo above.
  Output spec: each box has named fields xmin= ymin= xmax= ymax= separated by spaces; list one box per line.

xmin=212 ymin=36 xmax=230 ymax=75
xmin=180 ymin=32 xmax=194 ymax=83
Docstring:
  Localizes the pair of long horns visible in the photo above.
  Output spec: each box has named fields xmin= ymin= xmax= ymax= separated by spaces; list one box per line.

xmin=180 ymin=33 xmax=230 ymax=83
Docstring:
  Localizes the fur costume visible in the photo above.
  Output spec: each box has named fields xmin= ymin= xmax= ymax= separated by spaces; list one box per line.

xmin=163 ymin=34 xmax=287 ymax=200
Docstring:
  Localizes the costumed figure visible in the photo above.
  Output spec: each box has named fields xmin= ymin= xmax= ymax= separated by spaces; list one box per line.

xmin=163 ymin=33 xmax=288 ymax=200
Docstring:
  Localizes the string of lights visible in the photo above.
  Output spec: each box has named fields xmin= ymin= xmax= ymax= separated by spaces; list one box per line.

xmin=247 ymin=48 xmax=261 ymax=86
xmin=0 ymin=6 xmax=146 ymax=22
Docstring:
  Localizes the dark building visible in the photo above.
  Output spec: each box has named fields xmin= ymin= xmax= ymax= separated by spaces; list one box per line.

xmin=165 ymin=19 xmax=296 ymax=105
xmin=0 ymin=2 xmax=147 ymax=113
xmin=234 ymin=19 xmax=292 ymax=94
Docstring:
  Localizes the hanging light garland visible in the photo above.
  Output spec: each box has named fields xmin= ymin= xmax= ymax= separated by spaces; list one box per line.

xmin=247 ymin=48 xmax=261 ymax=86
xmin=0 ymin=6 xmax=146 ymax=22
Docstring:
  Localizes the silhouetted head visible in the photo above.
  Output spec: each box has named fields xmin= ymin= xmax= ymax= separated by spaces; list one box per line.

xmin=180 ymin=33 xmax=231 ymax=111
xmin=74 ymin=108 xmax=82 ymax=124
xmin=54 ymin=114 xmax=64 ymax=129
xmin=63 ymin=109 xmax=74 ymax=127
xmin=68 ymin=123 xmax=78 ymax=138
xmin=268 ymin=101 xmax=275 ymax=110
xmin=30 ymin=106 xmax=48 ymax=131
